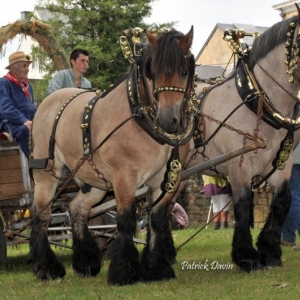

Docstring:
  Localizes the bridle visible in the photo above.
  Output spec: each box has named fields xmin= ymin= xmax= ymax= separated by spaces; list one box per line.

xmin=120 ymin=27 xmax=197 ymax=147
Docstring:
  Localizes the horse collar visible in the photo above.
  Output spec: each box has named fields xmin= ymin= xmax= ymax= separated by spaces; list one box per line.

xmin=235 ymin=58 xmax=300 ymax=130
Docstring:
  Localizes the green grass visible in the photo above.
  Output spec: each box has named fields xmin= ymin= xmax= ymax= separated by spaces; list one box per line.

xmin=0 ymin=227 xmax=299 ymax=300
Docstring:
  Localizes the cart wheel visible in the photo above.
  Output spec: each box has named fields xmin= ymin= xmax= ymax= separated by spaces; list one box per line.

xmin=0 ymin=216 xmax=7 ymax=270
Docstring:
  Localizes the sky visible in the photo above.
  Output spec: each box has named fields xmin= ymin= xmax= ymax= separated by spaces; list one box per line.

xmin=0 ymin=0 xmax=283 ymax=75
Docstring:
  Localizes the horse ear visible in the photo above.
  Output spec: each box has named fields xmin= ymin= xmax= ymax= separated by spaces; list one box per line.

xmin=179 ymin=26 xmax=194 ymax=54
xmin=145 ymin=29 xmax=158 ymax=47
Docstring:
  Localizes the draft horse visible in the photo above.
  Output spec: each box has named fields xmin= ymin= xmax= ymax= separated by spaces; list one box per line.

xmin=29 ymin=27 xmax=196 ymax=284
xmin=189 ymin=14 xmax=300 ymax=272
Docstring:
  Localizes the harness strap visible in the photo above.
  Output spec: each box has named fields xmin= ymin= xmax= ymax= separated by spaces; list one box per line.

xmin=252 ymin=129 xmax=294 ymax=189
xmin=144 ymin=144 xmax=182 ymax=213
xmin=49 ymin=90 xmax=92 ymax=160
xmin=127 ymin=68 xmax=166 ymax=145
xmin=29 ymin=90 xmax=91 ymax=170
xmin=81 ymin=94 xmax=102 ymax=154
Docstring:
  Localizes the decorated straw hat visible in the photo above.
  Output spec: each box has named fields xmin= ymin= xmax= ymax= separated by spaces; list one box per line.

xmin=5 ymin=51 xmax=32 ymax=69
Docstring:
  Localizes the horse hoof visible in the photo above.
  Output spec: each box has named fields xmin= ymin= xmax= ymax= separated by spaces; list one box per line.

xmin=261 ymin=257 xmax=282 ymax=268
xmin=73 ymin=263 xmax=101 ymax=277
xmin=72 ymin=237 xmax=101 ymax=277
xmin=107 ymin=263 xmax=142 ymax=285
xmin=238 ymin=259 xmax=264 ymax=273
xmin=33 ymin=260 xmax=66 ymax=280
xmin=142 ymin=262 xmax=176 ymax=282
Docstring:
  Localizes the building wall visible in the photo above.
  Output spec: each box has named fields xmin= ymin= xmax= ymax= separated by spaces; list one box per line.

xmin=285 ymin=11 xmax=297 ymax=19
xmin=196 ymin=27 xmax=233 ymax=68
xmin=273 ymin=1 xmax=300 ymax=20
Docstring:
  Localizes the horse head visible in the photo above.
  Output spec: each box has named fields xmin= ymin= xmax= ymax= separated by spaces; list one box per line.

xmin=144 ymin=27 xmax=194 ymax=133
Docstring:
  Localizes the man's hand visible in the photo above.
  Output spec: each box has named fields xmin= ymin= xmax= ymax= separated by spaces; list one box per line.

xmin=24 ymin=120 xmax=32 ymax=130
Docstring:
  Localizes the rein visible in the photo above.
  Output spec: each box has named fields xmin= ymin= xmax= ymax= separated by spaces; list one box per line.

xmin=176 ymin=198 xmax=232 ymax=251
xmin=256 ymin=61 xmax=300 ymax=104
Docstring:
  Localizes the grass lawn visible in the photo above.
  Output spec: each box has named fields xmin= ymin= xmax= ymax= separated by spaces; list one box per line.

xmin=0 ymin=227 xmax=299 ymax=300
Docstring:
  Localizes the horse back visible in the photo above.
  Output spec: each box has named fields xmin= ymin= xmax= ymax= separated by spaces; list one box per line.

xmin=31 ymin=85 xmax=177 ymax=188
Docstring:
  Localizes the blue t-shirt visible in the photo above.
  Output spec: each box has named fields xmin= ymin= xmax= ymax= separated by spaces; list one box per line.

xmin=45 ymin=69 xmax=92 ymax=96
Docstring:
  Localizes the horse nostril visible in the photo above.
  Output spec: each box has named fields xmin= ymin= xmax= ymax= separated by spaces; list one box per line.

xmin=172 ymin=118 xmax=178 ymax=125
xmin=170 ymin=118 xmax=179 ymax=132
xmin=156 ymin=116 xmax=179 ymax=133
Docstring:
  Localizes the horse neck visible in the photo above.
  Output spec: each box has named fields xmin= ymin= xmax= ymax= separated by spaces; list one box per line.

xmin=253 ymin=44 xmax=300 ymax=116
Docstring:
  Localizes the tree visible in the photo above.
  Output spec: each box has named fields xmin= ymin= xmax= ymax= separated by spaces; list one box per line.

xmin=36 ymin=0 xmax=173 ymax=90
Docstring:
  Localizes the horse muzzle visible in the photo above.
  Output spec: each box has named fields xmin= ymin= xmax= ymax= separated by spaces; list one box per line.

xmin=156 ymin=108 xmax=180 ymax=133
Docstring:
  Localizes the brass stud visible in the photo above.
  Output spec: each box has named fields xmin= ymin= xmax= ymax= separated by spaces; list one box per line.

xmin=84 ymin=104 xmax=92 ymax=111
xmin=81 ymin=123 xmax=89 ymax=129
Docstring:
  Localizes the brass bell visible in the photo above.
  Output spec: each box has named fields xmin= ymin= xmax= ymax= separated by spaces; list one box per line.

xmin=165 ymin=182 xmax=175 ymax=193
xmin=284 ymin=138 xmax=294 ymax=151
xmin=168 ymin=170 xmax=178 ymax=183
xmin=170 ymin=159 xmax=182 ymax=172
xmin=276 ymin=160 xmax=285 ymax=170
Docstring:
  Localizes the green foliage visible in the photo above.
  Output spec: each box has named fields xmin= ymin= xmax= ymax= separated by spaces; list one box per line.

xmin=35 ymin=0 xmax=174 ymax=90
xmin=30 ymin=75 xmax=52 ymax=103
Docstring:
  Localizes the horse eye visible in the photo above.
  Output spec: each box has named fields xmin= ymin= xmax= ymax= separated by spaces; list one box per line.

xmin=181 ymin=69 xmax=188 ymax=76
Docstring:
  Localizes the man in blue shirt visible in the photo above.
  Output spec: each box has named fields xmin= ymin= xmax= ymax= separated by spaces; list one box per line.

xmin=46 ymin=48 xmax=92 ymax=96
xmin=0 ymin=51 xmax=36 ymax=158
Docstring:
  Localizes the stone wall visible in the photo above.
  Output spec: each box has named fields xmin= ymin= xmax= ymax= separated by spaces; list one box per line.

xmin=176 ymin=174 xmax=272 ymax=229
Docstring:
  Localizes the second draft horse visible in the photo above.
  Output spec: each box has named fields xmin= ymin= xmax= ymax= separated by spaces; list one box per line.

xmin=188 ymin=14 xmax=300 ymax=272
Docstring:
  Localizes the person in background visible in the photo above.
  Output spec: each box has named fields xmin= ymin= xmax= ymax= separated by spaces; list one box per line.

xmin=281 ymin=142 xmax=300 ymax=250
xmin=139 ymin=202 xmax=189 ymax=232
xmin=170 ymin=202 xmax=189 ymax=230
xmin=203 ymin=175 xmax=232 ymax=230
xmin=45 ymin=48 xmax=92 ymax=96
xmin=0 ymin=51 xmax=36 ymax=158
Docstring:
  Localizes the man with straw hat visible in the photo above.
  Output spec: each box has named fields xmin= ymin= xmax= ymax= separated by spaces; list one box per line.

xmin=0 ymin=51 xmax=36 ymax=157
